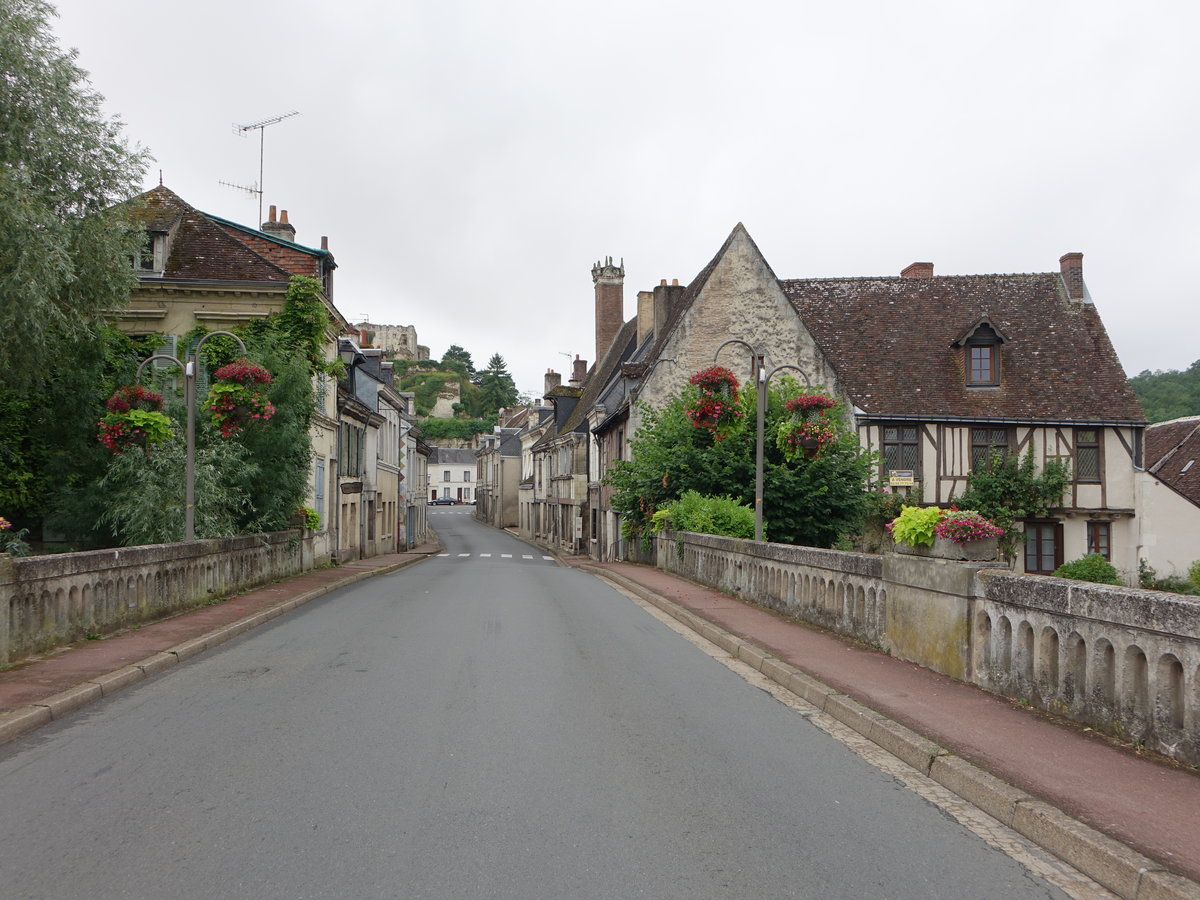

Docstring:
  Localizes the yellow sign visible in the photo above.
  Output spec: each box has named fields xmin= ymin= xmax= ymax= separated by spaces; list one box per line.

xmin=888 ymin=470 xmax=915 ymax=487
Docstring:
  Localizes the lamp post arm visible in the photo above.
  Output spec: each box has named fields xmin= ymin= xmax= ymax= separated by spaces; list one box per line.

xmin=763 ymin=364 xmax=812 ymax=388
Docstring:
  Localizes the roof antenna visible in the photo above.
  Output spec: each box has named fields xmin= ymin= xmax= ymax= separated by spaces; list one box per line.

xmin=222 ymin=110 xmax=300 ymax=225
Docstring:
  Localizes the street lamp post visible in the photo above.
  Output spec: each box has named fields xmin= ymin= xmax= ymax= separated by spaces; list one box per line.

xmin=714 ymin=340 xmax=810 ymax=542
xmin=136 ymin=331 xmax=247 ymax=541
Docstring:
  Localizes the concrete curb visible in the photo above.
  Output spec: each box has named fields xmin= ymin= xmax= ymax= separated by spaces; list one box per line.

xmin=577 ymin=562 xmax=1200 ymax=900
xmin=0 ymin=551 xmax=433 ymax=749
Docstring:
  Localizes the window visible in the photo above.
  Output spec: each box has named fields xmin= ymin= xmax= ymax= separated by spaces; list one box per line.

xmin=314 ymin=458 xmax=326 ymax=526
xmin=464 ymin=470 xmax=471 ymax=482
xmin=965 ymin=324 xmax=1002 ymax=386
xmin=1087 ymin=522 xmax=1111 ymax=560
xmin=1024 ymin=522 xmax=1063 ymax=575
xmin=971 ymin=427 xmax=1011 ymax=471
xmin=444 ymin=470 xmax=451 ymax=482
xmin=1075 ymin=428 xmax=1101 ymax=482
xmin=882 ymin=425 xmax=920 ymax=477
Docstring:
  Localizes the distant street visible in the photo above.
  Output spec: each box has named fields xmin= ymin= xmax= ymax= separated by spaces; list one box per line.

xmin=0 ymin=512 xmax=1073 ymax=899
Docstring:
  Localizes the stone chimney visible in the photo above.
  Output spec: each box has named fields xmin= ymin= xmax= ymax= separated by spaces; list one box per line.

xmin=261 ymin=205 xmax=297 ymax=243
xmin=544 ymin=368 xmax=561 ymax=398
xmin=901 ymin=262 xmax=934 ymax=278
xmin=1060 ymin=252 xmax=1085 ymax=301
xmin=592 ymin=256 xmax=625 ymax=365
xmin=571 ymin=355 xmax=588 ymax=385
xmin=636 ymin=290 xmax=655 ymax=347
xmin=652 ymin=278 xmax=684 ymax=344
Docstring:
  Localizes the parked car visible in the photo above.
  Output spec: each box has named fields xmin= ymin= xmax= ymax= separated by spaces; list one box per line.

xmin=429 ymin=496 xmax=457 ymax=505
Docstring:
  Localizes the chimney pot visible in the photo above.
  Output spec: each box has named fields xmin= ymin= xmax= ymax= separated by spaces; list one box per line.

xmin=660 ymin=279 xmax=667 ymax=286
xmin=268 ymin=204 xmax=277 ymax=222
xmin=280 ymin=209 xmax=289 ymax=224
xmin=321 ymin=235 xmax=329 ymax=251
xmin=671 ymin=279 xmax=679 ymax=287
xmin=901 ymin=262 xmax=934 ymax=278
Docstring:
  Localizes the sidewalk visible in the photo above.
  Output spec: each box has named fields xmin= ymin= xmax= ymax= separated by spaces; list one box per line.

xmin=0 ymin=542 xmax=440 ymax=741
xmin=574 ymin=558 xmax=1200 ymax=899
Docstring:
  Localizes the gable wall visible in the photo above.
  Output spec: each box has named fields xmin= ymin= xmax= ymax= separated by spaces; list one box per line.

xmin=632 ymin=230 xmax=841 ymax=434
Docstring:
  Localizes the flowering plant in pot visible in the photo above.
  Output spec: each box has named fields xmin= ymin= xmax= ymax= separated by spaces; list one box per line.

xmin=934 ymin=510 xmax=1004 ymax=545
xmin=207 ymin=359 xmax=275 ymax=438
xmin=776 ymin=392 xmax=838 ymax=460
xmin=685 ymin=366 xmax=745 ymax=438
xmin=97 ymin=384 xmax=173 ymax=453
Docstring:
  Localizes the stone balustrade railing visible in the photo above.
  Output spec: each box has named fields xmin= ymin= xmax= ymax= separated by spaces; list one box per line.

xmin=1 ymin=531 xmax=312 ymax=667
xmin=655 ymin=530 xmax=1200 ymax=765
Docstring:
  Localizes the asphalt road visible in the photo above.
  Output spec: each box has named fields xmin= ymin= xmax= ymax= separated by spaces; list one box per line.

xmin=0 ymin=512 xmax=1070 ymax=899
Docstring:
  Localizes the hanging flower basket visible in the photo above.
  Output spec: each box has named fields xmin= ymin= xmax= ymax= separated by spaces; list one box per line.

xmin=207 ymin=359 xmax=275 ymax=438
xmin=685 ymin=366 xmax=745 ymax=439
xmin=776 ymin=392 xmax=839 ymax=460
xmin=97 ymin=385 xmax=172 ymax=454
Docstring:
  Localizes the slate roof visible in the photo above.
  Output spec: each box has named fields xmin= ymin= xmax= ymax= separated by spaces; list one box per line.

xmin=429 ymin=447 xmax=478 ymax=466
xmin=1145 ymin=417 xmax=1200 ymax=506
xmin=132 ymin=186 xmax=294 ymax=284
xmin=781 ymin=272 xmax=1144 ymax=423
xmin=534 ymin=318 xmax=639 ymax=450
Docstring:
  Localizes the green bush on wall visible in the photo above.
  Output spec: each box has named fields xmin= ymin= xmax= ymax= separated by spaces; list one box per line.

xmin=1053 ymin=553 xmax=1123 ymax=586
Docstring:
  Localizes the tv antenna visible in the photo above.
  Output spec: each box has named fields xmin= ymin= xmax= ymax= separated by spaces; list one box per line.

xmin=224 ymin=110 xmax=299 ymax=225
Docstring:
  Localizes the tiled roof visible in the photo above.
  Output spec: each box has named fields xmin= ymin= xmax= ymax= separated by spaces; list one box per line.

xmin=780 ymin=273 xmax=1145 ymax=423
xmin=134 ymin=186 xmax=293 ymax=284
xmin=1146 ymin=417 xmax=1200 ymax=506
xmin=429 ymin=447 xmax=477 ymax=466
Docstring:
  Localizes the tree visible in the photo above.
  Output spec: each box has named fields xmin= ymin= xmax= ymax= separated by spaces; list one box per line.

xmin=0 ymin=0 xmax=149 ymax=393
xmin=440 ymin=345 xmax=475 ymax=376
xmin=606 ymin=377 xmax=878 ymax=549
xmin=475 ymin=353 xmax=519 ymax=414
xmin=1129 ymin=359 xmax=1200 ymax=423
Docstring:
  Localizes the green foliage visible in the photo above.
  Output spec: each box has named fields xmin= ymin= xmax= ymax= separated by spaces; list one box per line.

xmin=0 ymin=0 xmax=149 ymax=394
xmin=418 ymin=417 xmax=497 ymax=441
xmin=440 ymin=345 xmax=475 ymax=375
xmin=0 ymin=515 xmax=31 ymax=556
xmin=1129 ymin=360 xmax=1200 ymax=423
xmin=888 ymin=505 xmax=944 ymax=547
xmin=650 ymin=490 xmax=757 ymax=539
xmin=474 ymin=353 xmax=520 ymax=415
xmin=276 ymin=275 xmax=333 ymax=370
xmin=957 ymin=448 xmax=1070 ymax=558
xmin=1138 ymin=558 xmax=1200 ymax=595
xmin=606 ymin=377 xmax=876 ymax=549
xmin=299 ymin=506 xmax=320 ymax=530
xmin=1053 ymin=553 xmax=1123 ymax=585
xmin=97 ymin=434 xmax=254 ymax=544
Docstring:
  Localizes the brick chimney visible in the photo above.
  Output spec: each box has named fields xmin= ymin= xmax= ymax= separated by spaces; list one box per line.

xmin=901 ymin=262 xmax=934 ymax=278
xmin=571 ymin=354 xmax=588 ymax=385
xmin=544 ymin=368 xmax=561 ymax=398
xmin=592 ymin=256 xmax=624 ymax=365
xmin=261 ymin=205 xmax=296 ymax=243
xmin=1060 ymin=252 xmax=1084 ymax=301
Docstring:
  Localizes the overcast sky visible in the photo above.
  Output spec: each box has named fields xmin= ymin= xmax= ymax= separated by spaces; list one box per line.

xmin=50 ymin=0 xmax=1199 ymax=397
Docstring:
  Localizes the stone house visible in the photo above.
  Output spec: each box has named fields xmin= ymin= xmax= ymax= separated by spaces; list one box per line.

xmin=428 ymin=447 xmax=477 ymax=503
xmin=583 ymin=225 xmax=1149 ymax=578
xmin=113 ymin=186 xmax=348 ymax=562
xmin=474 ymin=410 xmax=526 ymax=530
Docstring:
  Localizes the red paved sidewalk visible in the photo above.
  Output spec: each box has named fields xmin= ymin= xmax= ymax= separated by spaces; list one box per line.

xmin=0 ymin=545 xmax=438 ymax=718
xmin=579 ymin=558 xmax=1200 ymax=890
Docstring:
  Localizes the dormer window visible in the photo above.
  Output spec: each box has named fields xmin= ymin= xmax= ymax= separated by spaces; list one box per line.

xmin=952 ymin=318 xmax=1007 ymax=387
xmin=134 ymin=231 xmax=167 ymax=275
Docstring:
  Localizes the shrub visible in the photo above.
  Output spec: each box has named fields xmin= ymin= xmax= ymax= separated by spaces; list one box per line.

xmin=1190 ymin=560 xmax=1200 ymax=591
xmin=1053 ymin=553 xmax=1123 ymax=586
xmin=650 ymin=490 xmax=757 ymax=540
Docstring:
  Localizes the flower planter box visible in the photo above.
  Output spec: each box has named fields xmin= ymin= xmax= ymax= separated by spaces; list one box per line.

xmin=895 ymin=536 xmax=999 ymax=561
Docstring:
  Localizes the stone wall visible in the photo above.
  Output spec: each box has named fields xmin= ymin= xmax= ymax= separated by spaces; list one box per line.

xmin=655 ymin=530 xmax=1200 ymax=765
xmin=1 ymin=531 xmax=312 ymax=667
